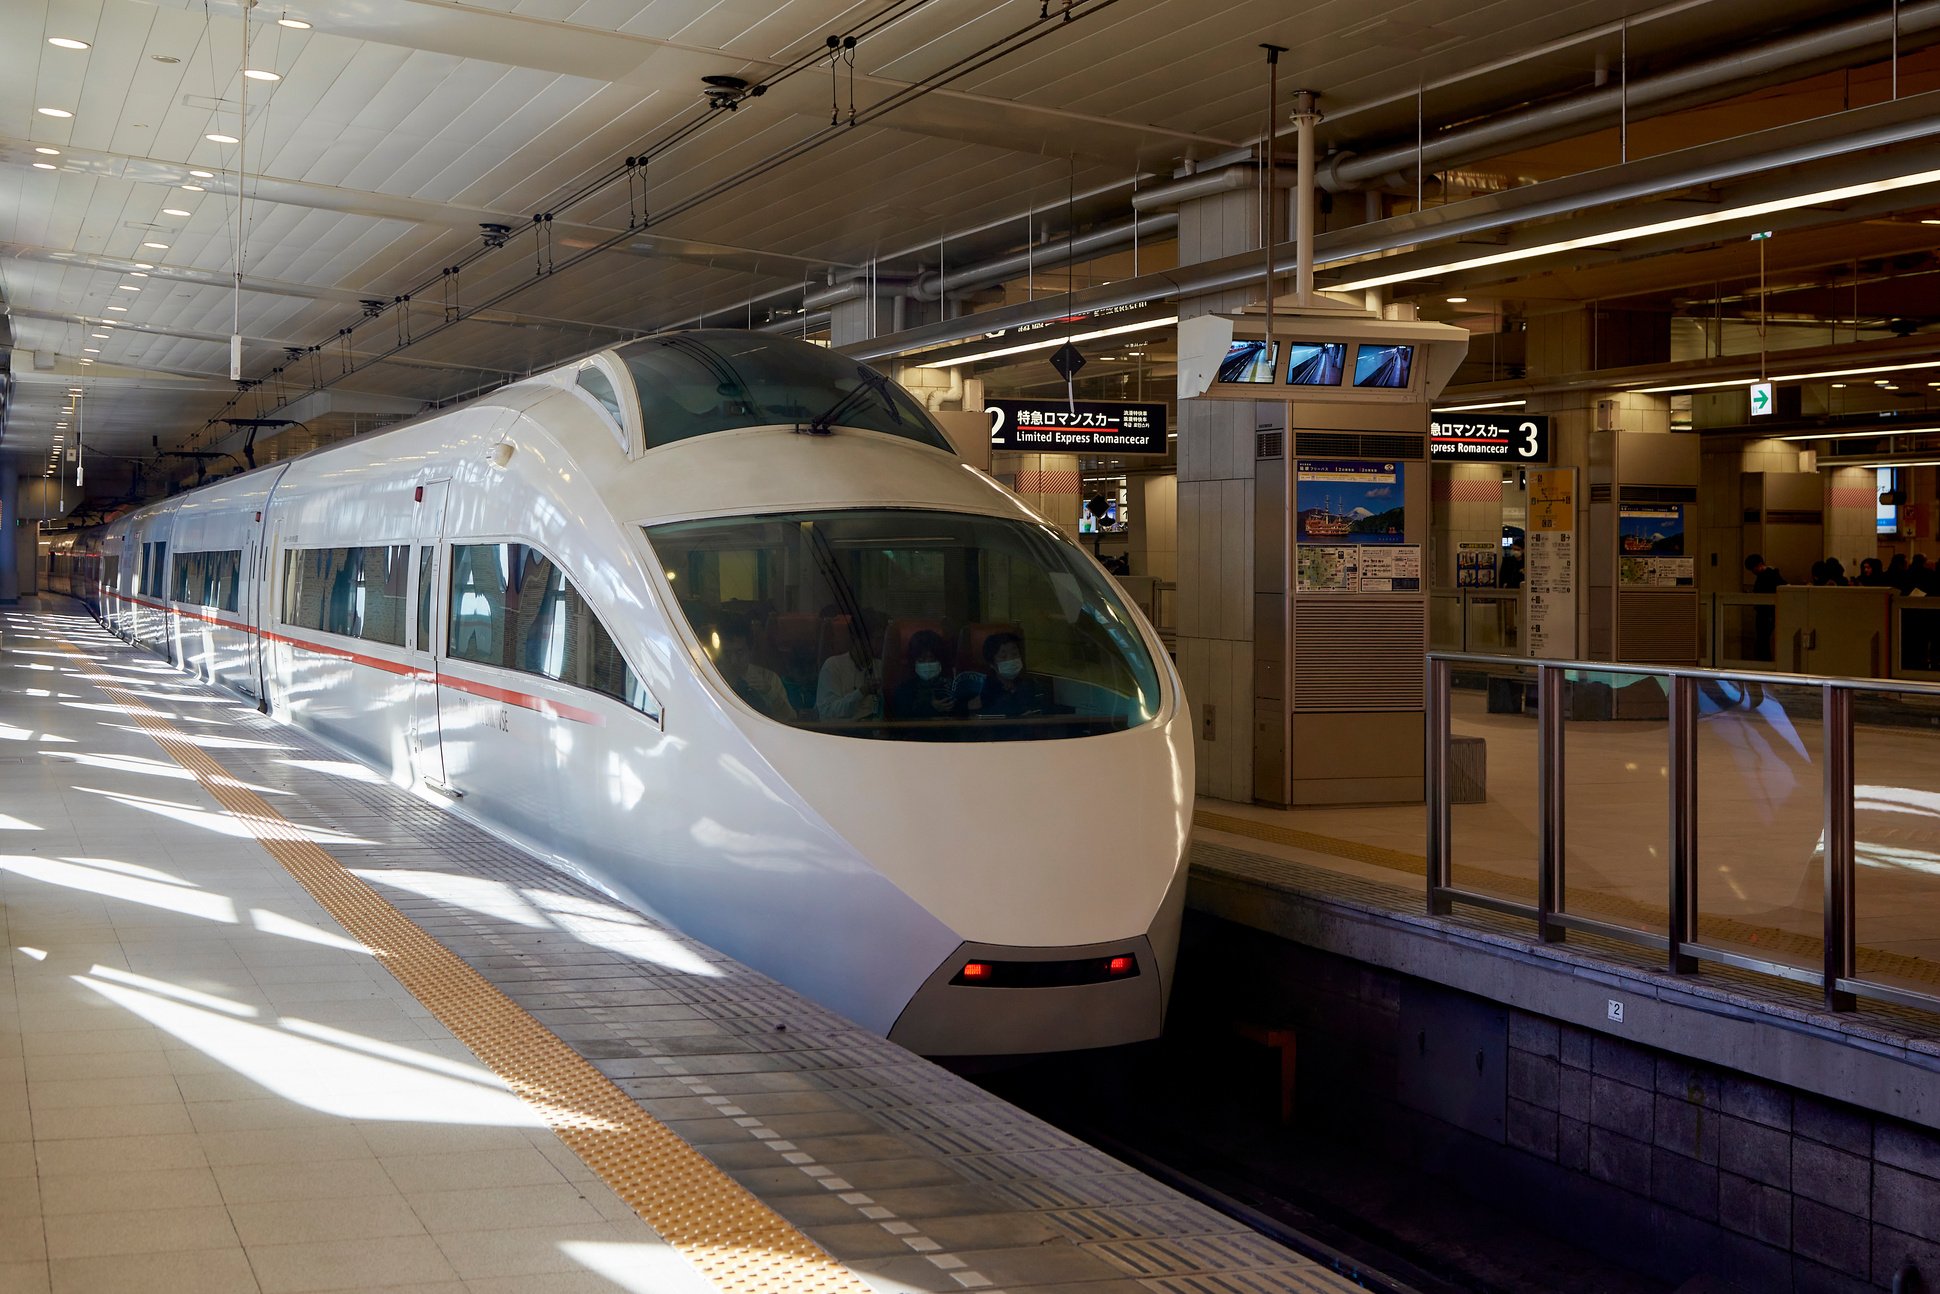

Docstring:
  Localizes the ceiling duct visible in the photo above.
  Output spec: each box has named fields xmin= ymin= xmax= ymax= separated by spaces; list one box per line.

xmin=1325 ymin=0 xmax=1940 ymax=191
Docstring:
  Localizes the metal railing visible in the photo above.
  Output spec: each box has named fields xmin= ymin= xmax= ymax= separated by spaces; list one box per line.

xmin=1426 ymin=651 xmax=1940 ymax=1017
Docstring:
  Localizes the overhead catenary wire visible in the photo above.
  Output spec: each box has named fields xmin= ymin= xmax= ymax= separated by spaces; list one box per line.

xmin=191 ymin=0 xmax=1128 ymax=447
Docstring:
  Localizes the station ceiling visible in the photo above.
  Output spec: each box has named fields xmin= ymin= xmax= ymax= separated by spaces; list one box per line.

xmin=0 ymin=0 xmax=1927 ymax=507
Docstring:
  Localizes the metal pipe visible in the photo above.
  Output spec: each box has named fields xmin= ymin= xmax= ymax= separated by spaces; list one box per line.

xmin=1262 ymin=44 xmax=1286 ymax=354
xmin=1667 ymin=674 xmax=1698 ymax=974
xmin=1292 ymin=90 xmax=1319 ymax=306
xmin=843 ymin=89 xmax=1940 ymax=363
xmin=1823 ymin=683 xmax=1858 ymax=1011
xmin=1324 ymin=0 xmax=1940 ymax=191
xmin=908 ymin=215 xmax=1175 ymax=301
xmin=1129 ymin=163 xmax=1296 ymax=212
xmin=1536 ymin=664 xmax=1566 ymax=944
xmin=1425 ymin=656 xmax=1453 ymax=915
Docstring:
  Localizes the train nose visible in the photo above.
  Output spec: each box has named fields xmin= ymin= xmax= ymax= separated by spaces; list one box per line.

xmin=885 ymin=935 xmax=1164 ymax=1057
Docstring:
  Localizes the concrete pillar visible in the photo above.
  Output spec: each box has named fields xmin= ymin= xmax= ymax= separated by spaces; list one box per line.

xmin=991 ymin=453 xmax=1083 ymax=541
xmin=0 ymin=469 xmax=16 ymax=604
xmin=1174 ymin=185 xmax=1282 ymax=803
xmin=1127 ymin=474 xmax=1177 ymax=582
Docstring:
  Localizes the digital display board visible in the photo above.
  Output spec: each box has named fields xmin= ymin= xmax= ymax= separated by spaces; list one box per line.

xmin=1294 ymin=460 xmax=1407 ymax=545
xmin=1217 ymin=340 xmax=1279 ymax=384
xmin=1286 ymin=342 xmax=1346 ymax=386
xmin=1353 ymin=344 xmax=1415 ymax=388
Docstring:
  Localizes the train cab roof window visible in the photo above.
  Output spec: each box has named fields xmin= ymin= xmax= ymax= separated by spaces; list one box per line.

xmin=644 ymin=508 xmax=1162 ymax=742
xmin=575 ymin=365 xmax=629 ymax=452
xmin=613 ymin=330 xmax=950 ymax=453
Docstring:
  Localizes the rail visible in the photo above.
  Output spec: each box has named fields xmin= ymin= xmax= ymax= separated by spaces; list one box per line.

xmin=1426 ymin=650 xmax=1940 ymax=1017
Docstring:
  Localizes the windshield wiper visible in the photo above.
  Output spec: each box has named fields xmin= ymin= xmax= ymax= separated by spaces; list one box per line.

xmin=802 ymin=367 xmax=903 ymax=436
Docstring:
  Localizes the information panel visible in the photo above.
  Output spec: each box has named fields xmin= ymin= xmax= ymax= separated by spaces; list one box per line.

xmin=1526 ymin=468 xmax=1577 ymax=659
xmin=1295 ymin=544 xmax=1421 ymax=592
xmin=1617 ymin=502 xmax=1693 ymax=588
xmin=987 ymin=399 xmax=1168 ymax=454
xmin=1429 ymin=413 xmax=1551 ymax=463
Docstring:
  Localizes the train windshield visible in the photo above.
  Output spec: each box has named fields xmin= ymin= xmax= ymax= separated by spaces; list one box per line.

xmin=645 ymin=509 xmax=1164 ymax=741
xmin=613 ymin=332 xmax=951 ymax=452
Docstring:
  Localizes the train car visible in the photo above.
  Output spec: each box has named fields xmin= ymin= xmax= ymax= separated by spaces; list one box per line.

xmin=76 ymin=331 xmax=1193 ymax=1056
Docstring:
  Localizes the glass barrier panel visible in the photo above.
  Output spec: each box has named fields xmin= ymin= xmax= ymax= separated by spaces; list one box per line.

xmin=1693 ymin=679 xmax=1824 ymax=973
xmin=1465 ymin=594 xmax=1521 ymax=655
xmin=1851 ymin=687 xmax=1940 ymax=1003
xmin=1560 ymin=667 xmax=1670 ymax=938
xmin=1447 ymin=663 xmax=1540 ymax=907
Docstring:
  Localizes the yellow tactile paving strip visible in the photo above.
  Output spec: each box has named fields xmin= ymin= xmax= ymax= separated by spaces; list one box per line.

xmin=60 ymin=641 xmax=875 ymax=1294
xmin=1194 ymin=808 xmax=1940 ymax=989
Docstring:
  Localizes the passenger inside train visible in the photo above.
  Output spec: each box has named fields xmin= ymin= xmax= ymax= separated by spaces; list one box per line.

xmin=654 ymin=508 xmax=1160 ymax=741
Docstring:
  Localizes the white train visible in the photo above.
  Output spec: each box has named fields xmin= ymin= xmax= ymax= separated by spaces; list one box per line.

xmin=44 ymin=331 xmax=1193 ymax=1055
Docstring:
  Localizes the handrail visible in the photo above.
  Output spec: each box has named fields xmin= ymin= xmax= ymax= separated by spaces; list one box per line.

xmin=1425 ymin=650 xmax=1940 ymax=1018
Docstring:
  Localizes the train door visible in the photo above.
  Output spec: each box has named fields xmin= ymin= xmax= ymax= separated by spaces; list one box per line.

xmin=408 ymin=480 xmax=451 ymax=791
xmin=254 ymin=515 xmax=281 ymax=710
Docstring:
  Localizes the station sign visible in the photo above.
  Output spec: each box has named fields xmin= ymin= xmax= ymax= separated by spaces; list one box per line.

xmin=1429 ymin=412 xmax=1551 ymax=463
xmin=986 ymin=398 xmax=1167 ymax=454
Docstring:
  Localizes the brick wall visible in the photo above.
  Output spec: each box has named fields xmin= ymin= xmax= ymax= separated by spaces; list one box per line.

xmin=1503 ymin=1012 xmax=1940 ymax=1293
xmin=1190 ymin=916 xmax=1940 ymax=1293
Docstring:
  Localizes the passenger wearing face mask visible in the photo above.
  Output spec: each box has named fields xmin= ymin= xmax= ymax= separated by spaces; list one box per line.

xmin=978 ymin=632 xmax=1052 ymax=718
xmin=888 ymin=630 xmax=961 ymax=721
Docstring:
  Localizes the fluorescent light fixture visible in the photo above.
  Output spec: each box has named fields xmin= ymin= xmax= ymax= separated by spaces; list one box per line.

xmin=914 ymin=316 xmax=1178 ymax=369
xmin=277 ymin=17 xmax=312 ymax=28
xmin=32 ymin=163 xmax=55 ymax=170
xmin=116 ymin=284 xmax=140 ymax=292
xmin=1435 ymin=399 xmax=1528 ymax=412
xmin=142 ymin=242 xmax=168 ymax=249
xmin=205 ymin=132 xmax=239 ymax=144
xmin=189 ymin=169 xmax=214 ymax=178
xmin=1832 ymin=383 xmax=1847 ymax=388
xmin=1334 ymin=166 xmax=1940 ymax=292
xmin=106 ymin=305 xmax=127 ymax=311
xmin=1635 ymin=356 xmax=1940 ymax=394
xmin=83 ymin=348 xmax=99 ymax=353
xmin=48 ymin=37 xmax=90 ymax=50
xmin=243 ymin=69 xmax=281 ymax=81
xmin=180 ymin=184 xmax=204 ymax=191
xmin=1445 ymin=296 xmax=1469 ymax=304
xmin=34 ymin=147 xmax=60 ymax=155
xmin=133 ymin=262 xmax=153 ymax=269
xmin=37 ymin=107 xmax=74 ymax=118
xmin=78 ymin=358 xmax=92 ymax=364
xmin=1780 ymin=426 xmax=1940 ymax=442
xmin=129 ymin=272 xmax=148 ymax=277
xmin=1924 ymin=219 xmax=1940 ymax=226
xmin=162 ymin=208 xmax=191 ymax=217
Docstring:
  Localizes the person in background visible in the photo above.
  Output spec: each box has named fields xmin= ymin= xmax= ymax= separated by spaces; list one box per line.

xmin=1857 ymin=557 xmax=1886 ymax=586
xmin=1745 ymin=553 xmax=1785 ymax=593
xmin=1824 ymin=557 xmax=1850 ymax=587
xmin=979 ymin=631 xmax=1053 ymax=717
xmin=713 ymin=618 xmax=794 ymax=721
xmin=815 ymin=615 xmax=881 ymax=721
xmin=888 ymin=630 xmax=959 ymax=720
xmin=1809 ymin=560 xmax=1829 ymax=586
xmin=1498 ymin=544 xmax=1525 ymax=589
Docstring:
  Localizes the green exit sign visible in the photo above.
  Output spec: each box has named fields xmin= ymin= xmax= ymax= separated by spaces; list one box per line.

xmin=1750 ymin=382 xmax=1774 ymax=416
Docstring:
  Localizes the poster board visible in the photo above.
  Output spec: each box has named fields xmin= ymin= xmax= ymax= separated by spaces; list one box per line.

xmin=1616 ymin=502 xmax=1694 ymax=588
xmin=1456 ymin=541 xmax=1498 ymax=588
xmin=1295 ymin=460 xmax=1407 ymax=545
xmin=1296 ymin=544 xmax=1421 ymax=592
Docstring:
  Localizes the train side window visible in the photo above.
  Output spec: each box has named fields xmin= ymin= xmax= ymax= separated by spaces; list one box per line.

xmin=281 ymin=545 xmax=410 ymax=646
xmin=576 ymin=367 xmax=628 ymax=453
xmin=448 ymin=541 xmax=659 ymax=719
xmin=416 ymin=547 xmax=436 ymax=652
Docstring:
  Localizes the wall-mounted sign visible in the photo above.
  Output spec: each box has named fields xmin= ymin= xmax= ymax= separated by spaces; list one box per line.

xmin=1526 ymin=468 xmax=1577 ymax=659
xmin=1429 ymin=413 xmax=1550 ymax=463
xmin=986 ymin=399 xmax=1167 ymax=454
xmin=1295 ymin=459 xmax=1407 ymax=545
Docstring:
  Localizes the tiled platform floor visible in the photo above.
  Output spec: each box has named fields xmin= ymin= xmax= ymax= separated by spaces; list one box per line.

xmin=0 ymin=603 xmax=1357 ymax=1294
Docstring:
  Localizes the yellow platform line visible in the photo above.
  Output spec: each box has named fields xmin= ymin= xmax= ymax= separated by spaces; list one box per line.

xmin=1194 ymin=808 xmax=1940 ymax=990
xmin=62 ymin=642 xmax=874 ymax=1294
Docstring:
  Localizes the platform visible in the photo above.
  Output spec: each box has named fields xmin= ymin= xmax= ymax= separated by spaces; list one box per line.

xmin=0 ymin=602 xmax=1358 ymax=1294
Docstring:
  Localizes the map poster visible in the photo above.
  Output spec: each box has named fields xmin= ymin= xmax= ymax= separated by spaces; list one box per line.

xmin=1525 ymin=469 xmax=1577 ymax=659
xmin=1295 ymin=460 xmax=1407 ymax=545
xmin=1296 ymin=546 xmax=1353 ymax=591
xmin=1617 ymin=502 xmax=1693 ymax=587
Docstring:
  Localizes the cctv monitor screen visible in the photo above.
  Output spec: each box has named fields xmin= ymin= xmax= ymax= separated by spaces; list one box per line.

xmin=1286 ymin=342 xmax=1346 ymax=386
xmin=1353 ymin=343 xmax=1416 ymax=389
xmin=1218 ymin=339 xmax=1279 ymax=384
